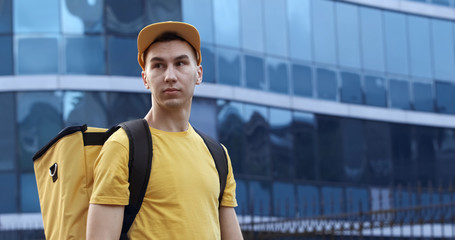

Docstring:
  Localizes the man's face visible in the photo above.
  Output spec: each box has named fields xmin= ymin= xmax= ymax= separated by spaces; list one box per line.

xmin=142 ymin=40 xmax=202 ymax=110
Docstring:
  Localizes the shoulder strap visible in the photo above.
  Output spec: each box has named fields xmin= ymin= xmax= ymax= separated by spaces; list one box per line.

xmin=117 ymin=119 xmax=153 ymax=240
xmin=194 ymin=129 xmax=228 ymax=207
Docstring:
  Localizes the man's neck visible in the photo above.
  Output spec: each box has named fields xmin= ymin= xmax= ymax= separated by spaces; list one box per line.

xmin=144 ymin=106 xmax=191 ymax=132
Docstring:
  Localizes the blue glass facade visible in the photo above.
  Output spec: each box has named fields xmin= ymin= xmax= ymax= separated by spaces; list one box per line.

xmin=1 ymin=0 xmax=455 ymax=235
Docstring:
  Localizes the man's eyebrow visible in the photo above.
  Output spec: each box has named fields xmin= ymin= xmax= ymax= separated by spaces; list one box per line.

xmin=175 ymin=55 xmax=190 ymax=61
xmin=149 ymin=55 xmax=190 ymax=62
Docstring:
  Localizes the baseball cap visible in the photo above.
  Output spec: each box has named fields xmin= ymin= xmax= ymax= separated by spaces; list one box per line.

xmin=137 ymin=21 xmax=201 ymax=70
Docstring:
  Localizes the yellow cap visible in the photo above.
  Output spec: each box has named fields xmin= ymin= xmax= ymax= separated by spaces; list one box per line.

xmin=137 ymin=21 xmax=201 ymax=70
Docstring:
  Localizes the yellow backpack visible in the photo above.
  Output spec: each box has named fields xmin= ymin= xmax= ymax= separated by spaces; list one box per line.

xmin=33 ymin=119 xmax=228 ymax=240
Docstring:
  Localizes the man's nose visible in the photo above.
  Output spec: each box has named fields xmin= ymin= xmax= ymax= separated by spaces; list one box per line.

xmin=164 ymin=66 xmax=177 ymax=82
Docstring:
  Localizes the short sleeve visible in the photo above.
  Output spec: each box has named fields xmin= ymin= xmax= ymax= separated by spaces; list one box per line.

xmin=90 ymin=129 xmax=130 ymax=205
xmin=220 ymin=145 xmax=238 ymax=207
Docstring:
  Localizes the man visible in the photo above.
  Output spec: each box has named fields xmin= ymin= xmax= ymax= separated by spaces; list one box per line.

xmin=86 ymin=21 xmax=243 ymax=239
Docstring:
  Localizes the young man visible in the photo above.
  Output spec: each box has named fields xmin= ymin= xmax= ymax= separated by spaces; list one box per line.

xmin=86 ymin=22 xmax=243 ymax=239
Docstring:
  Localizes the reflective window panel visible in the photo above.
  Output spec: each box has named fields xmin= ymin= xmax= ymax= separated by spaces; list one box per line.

xmin=0 ymin=0 xmax=11 ymax=33
xmin=249 ymin=180 xmax=271 ymax=216
xmin=436 ymin=128 xmax=455 ymax=185
xmin=322 ymin=186 xmax=343 ymax=215
xmin=287 ymin=0 xmax=312 ymax=61
xmin=14 ymin=0 xmax=59 ymax=32
xmin=431 ymin=19 xmax=455 ymax=81
xmin=107 ymin=92 xmax=149 ymax=126
xmin=65 ymin=36 xmax=105 ymax=75
xmin=413 ymin=126 xmax=438 ymax=185
xmin=105 ymin=0 xmax=144 ymax=35
xmin=61 ymin=0 xmax=103 ymax=33
xmin=408 ymin=15 xmax=433 ymax=79
xmin=0 ymin=173 xmax=17 ymax=213
xmin=435 ymin=81 xmax=455 ymax=114
xmin=245 ymin=55 xmax=265 ymax=90
xmin=360 ymin=7 xmax=385 ymax=72
xmin=17 ymin=92 xmax=63 ymax=171
xmin=273 ymin=182 xmax=295 ymax=217
xmin=312 ymin=0 xmax=336 ymax=65
xmin=341 ymin=72 xmax=362 ymax=104
xmin=144 ymin=0 xmax=181 ymax=24
xmin=316 ymin=68 xmax=337 ymax=101
xmin=292 ymin=64 xmax=312 ymax=97
xmin=217 ymin=100 xmax=245 ymax=175
xmin=182 ymin=0 xmax=214 ymax=43
xmin=297 ymin=185 xmax=320 ymax=217
xmin=0 ymin=92 xmax=15 ymax=170
xmin=63 ymin=91 xmax=108 ymax=128
xmin=21 ymin=173 xmax=40 ymax=212
xmin=189 ymin=97 xmax=217 ymax=139
xmin=243 ymin=104 xmax=269 ymax=177
xmin=391 ymin=124 xmax=413 ymax=185
xmin=384 ymin=11 xmax=409 ymax=76
xmin=345 ymin=187 xmax=369 ymax=213
xmin=107 ymin=36 xmax=141 ymax=76
xmin=267 ymin=58 xmax=289 ymax=94
xmin=240 ymin=0 xmax=264 ymax=53
xmin=217 ymin=48 xmax=241 ymax=86
xmin=317 ymin=115 xmax=343 ymax=182
xmin=235 ymin=179 xmax=248 ymax=215
xmin=364 ymin=75 xmax=386 ymax=107
xmin=342 ymin=118 xmax=367 ymax=183
xmin=270 ymin=108 xmax=293 ymax=179
xmin=293 ymin=111 xmax=317 ymax=180
xmin=213 ymin=0 xmax=240 ymax=48
xmin=336 ymin=2 xmax=361 ymax=69
xmin=365 ymin=121 xmax=392 ymax=186
xmin=413 ymin=82 xmax=434 ymax=112
xmin=264 ymin=0 xmax=288 ymax=57
xmin=0 ymin=36 xmax=13 ymax=75
xmin=389 ymin=79 xmax=410 ymax=110
xmin=201 ymin=46 xmax=215 ymax=83
xmin=17 ymin=38 xmax=58 ymax=74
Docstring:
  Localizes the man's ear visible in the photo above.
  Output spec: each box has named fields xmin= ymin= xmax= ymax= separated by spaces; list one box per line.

xmin=142 ymin=71 xmax=150 ymax=89
xmin=196 ymin=65 xmax=203 ymax=85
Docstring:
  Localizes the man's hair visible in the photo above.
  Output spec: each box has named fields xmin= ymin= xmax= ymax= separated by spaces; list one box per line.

xmin=143 ymin=32 xmax=198 ymax=67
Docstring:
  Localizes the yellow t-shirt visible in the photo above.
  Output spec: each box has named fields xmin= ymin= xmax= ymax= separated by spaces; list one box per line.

xmin=90 ymin=124 xmax=237 ymax=239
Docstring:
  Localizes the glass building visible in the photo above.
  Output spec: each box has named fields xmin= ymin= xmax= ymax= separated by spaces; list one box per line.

xmin=1 ymin=0 xmax=455 ymax=237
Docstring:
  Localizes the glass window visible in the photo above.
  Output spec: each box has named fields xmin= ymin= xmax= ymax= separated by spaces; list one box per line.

xmin=235 ymin=179 xmax=248 ymax=215
xmin=267 ymin=58 xmax=289 ymax=94
xmin=63 ymin=91 xmax=108 ymax=128
xmin=107 ymin=36 xmax=141 ymax=76
xmin=105 ymin=0 xmax=144 ymax=35
xmin=364 ymin=75 xmax=386 ymax=107
xmin=312 ymin=0 xmax=336 ymax=65
xmin=243 ymin=104 xmax=269 ymax=177
xmin=432 ymin=0 xmax=451 ymax=6
xmin=213 ymin=0 xmax=240 ymax=48
xmin=384 ymin=11 xmax=409 ymax=76
xmin=342 ymin=118 xmax=367 ymax=183
xmin=0 ymin=0 xmax=12 ymax=33
xmin=190 ymin=97 xmax=217 ymax=139
xmin=318 ymin=115 xmax=343 ymax=182
xmin=335 ymin=2 xmax=361 ymax=69
xmin=431 ymin=19 xmax=455 ymax=81
xmin=287 ymin=0 xmax=312 ymax=61
xmin=240 ymin=0 xmax=264 ymax=53
xmin=264 ymin=0 xmax=288 ymax=57
xmin=436 ymin=128 xmax=455 ymax=185
xmin=14 ymin=0 xmax=59 ymax=32
xmin=21 ymin=173 xmax=40 ymax=212
xmin=316 ymin=68 xmax=337 ymax=101
xmin=413 ymin=126 xmax=437 ymax=185
xmin=144 ymin=0 xmax=181 ymax=24
xmin=61 ymin=0 xmax=103 ymax=34
xmin=217 ymin=48 xmax=240 ymax=86
xmin=413 ymin=82 xmax=434 ymax=112
xmin=65 ymin=36 xmax=105 ymax=75
xmin=435 ymin=81 xmax=455 ymax=114
xmin=293 ymin=112 xmax=317 ymax=180
xmin=273 ymin=182 xmax=295 ymax=217
xmin=270 ymin=108 xmax=293 ymax=179
xmin=297 ymin=185 xmax=320 ymax=217
xmin=292 ymin=64 xmax=312 ymax=97
xmin=17 ymin=92 xmax=63 ymax=171
xmin=341 ymin=72 xmax=362 ymax=104
xmin=389 ymin=79 xmax=410 ymax=110
xmin=245 ymin=55 xmax=265 ymax=90
xmin=365 ymin=121 xmax=392 ymax=186
xmin=0 ymin=93 xmax=15 ymax=170
xmin=217 ymin=100 xmax=245 ymax=175
xmin=360 ymin=7 xmax=385 ymax=72
xmin=0 ymin=36 xmax=13 ymax=75
xmin=391 ymin=124 xmax=413 ymax=185
xmin=408 ymin=15 xmax=433 ymax=79
xmin=345 ymin=187 xmax=369 ymax=213
xmin=0 ymin=173 xmax=17 ymax=213
xmin=17 ymin=38 xmax=58 ymax=74
xmin=321 ymin=186 xmax=343 ymax=215
xmin=108 ymin=92 xmax=149 ymax=126
xmin=201 ymin=46 xmax=215 ymax=83
xmin=250 ymin=180 xmax=271 ymax=216
xmin=183 ymin=0 xmax=214 ymax=44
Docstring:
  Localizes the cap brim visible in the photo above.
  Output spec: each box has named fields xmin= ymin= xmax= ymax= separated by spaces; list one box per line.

xmin=137 ymin=21 xmax=201 ymax=70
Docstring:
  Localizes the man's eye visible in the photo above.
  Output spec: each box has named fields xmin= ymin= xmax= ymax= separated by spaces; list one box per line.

xmin=176 ymin=61 xmax=185 ymax=66
xmin=153 ymin=63 xmax=164 ymax=69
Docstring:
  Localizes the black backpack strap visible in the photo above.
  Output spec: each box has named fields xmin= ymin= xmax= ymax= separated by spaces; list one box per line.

xmin=194 ymin=129 xmax=228 ymax=207
xmin=118 ymin=119 xmax=153 ymax=240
